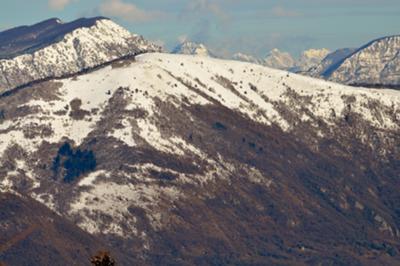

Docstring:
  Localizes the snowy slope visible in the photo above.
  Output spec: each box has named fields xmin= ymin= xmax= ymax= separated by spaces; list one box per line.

xmin=0 ymin=18 xmax=161 ymax=94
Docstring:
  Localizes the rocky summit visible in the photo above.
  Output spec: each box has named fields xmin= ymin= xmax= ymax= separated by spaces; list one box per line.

xmin=0 ymin=18 xmax=399 ymax=265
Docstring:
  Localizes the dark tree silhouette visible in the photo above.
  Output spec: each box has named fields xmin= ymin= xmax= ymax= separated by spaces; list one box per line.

xmin=52 ymin=142 xmax=97 ymax=183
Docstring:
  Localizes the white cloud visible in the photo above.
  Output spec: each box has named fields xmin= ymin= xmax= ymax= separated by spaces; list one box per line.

xmin=99 ymin=0 xmax=163 ymax=22
xmin=48 ymin=0 xmax=74 ymax=10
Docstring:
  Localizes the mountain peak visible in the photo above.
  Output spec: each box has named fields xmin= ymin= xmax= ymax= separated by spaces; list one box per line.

xmin=264 ymin=48 xmax=296 ymax=70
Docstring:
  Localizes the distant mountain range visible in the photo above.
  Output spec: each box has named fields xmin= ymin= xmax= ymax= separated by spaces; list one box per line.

xmin=173 ymin=37 xmax=400 ymax=88
xmin=173 ymin=43 xmax=329 ymax=72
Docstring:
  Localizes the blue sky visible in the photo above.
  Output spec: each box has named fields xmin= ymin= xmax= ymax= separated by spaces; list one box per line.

xmin=0 ymin=0 xmax=399 ymax=57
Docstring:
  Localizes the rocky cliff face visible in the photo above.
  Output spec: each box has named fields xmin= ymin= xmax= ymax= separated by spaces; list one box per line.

xmin=0 ymin=51 xmax=399 ymax=265
xmin=309 ymin=36 xmax=400 ymax=87
xmin=0 ymin=17 xmax=161 ymax=94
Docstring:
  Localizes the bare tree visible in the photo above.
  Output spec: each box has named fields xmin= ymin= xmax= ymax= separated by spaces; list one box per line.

xmin=90 ymin=251 xmax=115 ymax=266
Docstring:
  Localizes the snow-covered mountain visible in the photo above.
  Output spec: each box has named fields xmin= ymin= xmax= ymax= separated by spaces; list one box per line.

xmin=232 ymin=48 xmax=330 ymax=72
xmin=232 ymin=49 xmax=295 ymax=70
xmin=264 ymin=48 xmax=296 ymax=70
xmin=0 ymin=17 xmax=161 ymax=94
xmin=232 ymin=52 xmax=264 ymax=65
xmin=172 ymin=41 xmax=212 ymax=57
xmin=309 ymin=36 xmax=400 ymax=87
xmin=1 ymin=18 xmax=400 ymax=265
xmin=293 ymin=48 xmax=330 ymax=73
